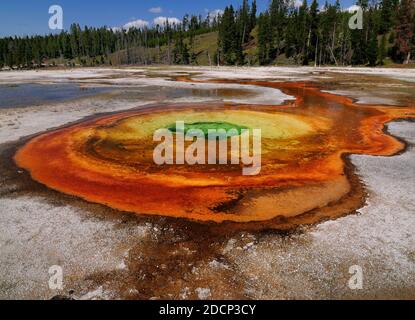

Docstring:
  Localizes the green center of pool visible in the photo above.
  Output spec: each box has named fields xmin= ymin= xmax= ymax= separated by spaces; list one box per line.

xmin=167 ymin=122 xmax=248 ymax=139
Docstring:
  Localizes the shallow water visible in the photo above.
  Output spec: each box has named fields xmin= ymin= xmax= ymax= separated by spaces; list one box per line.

xmin=0 ymin=83 xmax=110 ymax=108
xmin=107 ymin=85 xmax=254 ymax=102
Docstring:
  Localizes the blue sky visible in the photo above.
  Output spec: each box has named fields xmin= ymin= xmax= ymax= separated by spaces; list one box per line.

xmin=0 ymin=0 xmax=356 ymax=37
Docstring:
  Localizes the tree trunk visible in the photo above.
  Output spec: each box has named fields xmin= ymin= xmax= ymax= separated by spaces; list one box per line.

xmin=241 ymin=24 xmax=246 ymax=46
xmin=404 ymin=52 xmax=411 ymax=64
xmin=329 ymin=45 xmax=338 ymax=66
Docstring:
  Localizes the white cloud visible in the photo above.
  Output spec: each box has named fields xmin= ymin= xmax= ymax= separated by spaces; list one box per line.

xmin=345 ymin=5 xmax=361 ymax=13
xmin=292 ymin=0 xmax=303 ymax=8
xmin=207 ymin=9 xmax=224 ymax=21
xmin=149 ymin=7 xmax=163 ymax=14
xmin=153 ymin=16 xmax=181 ymax=26
xmin=123 ymin=19 xmax=149 ymax=30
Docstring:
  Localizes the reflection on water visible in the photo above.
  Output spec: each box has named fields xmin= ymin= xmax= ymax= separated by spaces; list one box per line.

xmin=0 ymin=83 xmax=110 ymax=109
xmin=111 ymin=86 xmax=253 ymax=101
xmin=0 ymin=81 xmax=255 ymax=109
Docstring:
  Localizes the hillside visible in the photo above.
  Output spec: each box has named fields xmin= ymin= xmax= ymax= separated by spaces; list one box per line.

xmin=107 ymin=31 xmax=220 ymax=66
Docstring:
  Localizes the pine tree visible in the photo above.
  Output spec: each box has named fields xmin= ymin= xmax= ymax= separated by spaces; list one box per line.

xmin=250 ymin=0 xmax=257 ymax=30
xmin=367 ymin=31 xmax=378 ymax=66
xmin=218 ymin=5 xmax=244 ymax=65
xmin=378 ymin=34 xmax=387 ymax=65
xmin=393 ymin=0 xmax=414 ymax=63
xmin=309 ymin=0 xmax=319 ymax=66
xmin=173 ymin=30 xmax=190 ymax=65
xmin=69 ymin=24 xmax=81 ymax=58
xmin=285 ymin=5 xmax=298 ymax=60
xmin=257 ymin=12 xmax=271 ymax=65
xmin=240 ymin=0 xmax=250 ymax=45
xmin=270 ymin=0 xmax=289 ymax=62
xmin=350 ymin=4 xmax=367 ymax=65
xmin=298 ymin=0 xmax=309 ymax=65
xmin=366 ymin=8 xmax=379 ymax=66
xmin=380 ymin=0 xmax=396 ymax=34
xmin=218 ymin=6 xmax=236 ymax=65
